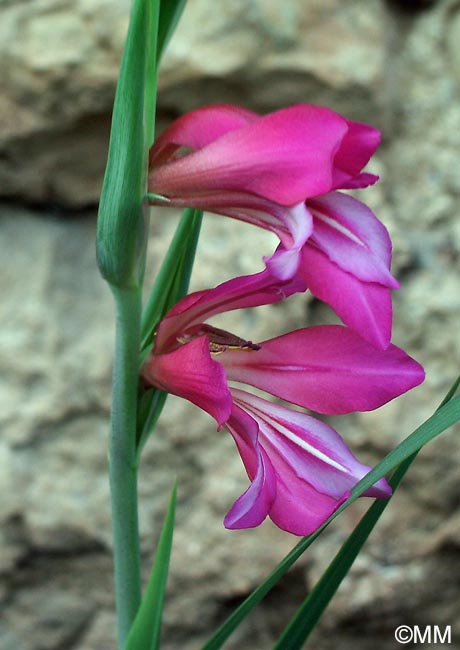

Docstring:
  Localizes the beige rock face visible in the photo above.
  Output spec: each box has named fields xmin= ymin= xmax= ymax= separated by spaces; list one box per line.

xmin=0 ymin=0 xmax=129 ymax=205
xmin=1 ymin=0 xmax=460 ymax=649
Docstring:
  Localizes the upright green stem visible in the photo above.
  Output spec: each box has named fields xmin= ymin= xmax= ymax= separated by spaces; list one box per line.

xmin=109 ymin=286 xmax=142 ymax=648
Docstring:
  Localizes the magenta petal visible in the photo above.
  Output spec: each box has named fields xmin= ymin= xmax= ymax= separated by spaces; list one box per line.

xmin=150 ymin=104 xmax=349 ymax=205
xmin=299 ymin=243 xmax=393 ymax=350
xmin=219 ymin=199 xmax=313 ymax=257
xmin=307 ymin=192 xmax=398 ymax=288
xmin=150 ymin=193 xmax=313 ymax=266
xmin=264 ymin=246 xmax=303 ymax=281
xmin=224 ymin=452 xmax=275 ymax=530
xmin=332 ymin=119 xmax=381 ymax=189
xmin=269 ymin=478 xmax=347 ymax=536
xmin=341 ymin=172 xmax=379 ymax=189
xmin=141 ymin=337 xmax=232 ymax=426
xmin=221 ymin=325 xmax=425 ymax=415
xmin=224 ymin=405 xmax=276 ymax=529
xmin=232 ymin=389 xmax=391 ymax=500
xmin=155 ymin=268 xmax=306 ymax=352
xmin=257 ymin=202 xmax=313 ymax=280
xmin=150 ymin=104 xmax=259 ymax=165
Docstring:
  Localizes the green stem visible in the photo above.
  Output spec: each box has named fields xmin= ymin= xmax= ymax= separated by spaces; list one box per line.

xmin=109 ymin=286 xmax=142 ymax=648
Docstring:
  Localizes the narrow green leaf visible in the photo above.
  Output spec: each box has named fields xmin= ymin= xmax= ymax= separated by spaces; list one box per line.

xmin=202 ymin=393 xmax=460 ymax=650
xmin=157 ymin=0 xmax=188 ymax=63
xmin=97 ymin=0 xmax=159 ymax=289
xmin=274 ymin=375 xmax=460 ymax=649
xmin=135 ymin=208 xmax=202 ymax=454
xmin=124 ymin=483 xmax=177 ymax=650
xmin=438 ymin=374 xmax=460 ymax=407
xmin=136 ymin=388 xmax=168 ymax=457
xmin=348 ymin=394 xmax=460 ymax=498
xmin=141 ymin=208 xmax=203 ymax=354
xmin=144 ymin=1 xmax=160 ymax=148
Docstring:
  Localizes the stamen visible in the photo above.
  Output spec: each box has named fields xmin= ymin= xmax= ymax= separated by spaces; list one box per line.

xmin=177 ymin=324 xmax=261 ymax=354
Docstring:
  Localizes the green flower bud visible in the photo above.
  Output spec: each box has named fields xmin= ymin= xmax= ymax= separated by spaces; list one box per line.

xmin=97 ymin=0 xmax=156 ymax=289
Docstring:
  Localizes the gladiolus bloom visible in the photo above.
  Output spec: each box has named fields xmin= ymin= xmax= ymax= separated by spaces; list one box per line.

xmin=148 ymin=103 xmax=395 ymax=348
xmin=141 ymin=270 xmax=424 ymax=535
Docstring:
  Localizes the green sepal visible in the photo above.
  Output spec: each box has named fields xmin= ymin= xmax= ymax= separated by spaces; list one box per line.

xmin=202 ymin=390 xmax=460 ymax=650
xmin=124 ymin=482 xmax=177 ymax=650
xmin=97 ymin=0 xmax=159 ymax=289
xmin=146 ymin=193 xmax=171 ymax=203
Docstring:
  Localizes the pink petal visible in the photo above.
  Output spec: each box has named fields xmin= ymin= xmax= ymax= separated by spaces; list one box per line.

xmin=150 ymin=104 xmax=259 ymax=165
xmin=150 ymin=189 xmax=313 ymax=253
xmin=299 ymin=245 xmax=393 ymax=349
xmin=268 ymin=476 xmax=348 ymax=536
xmin=332 ymin=119 xmax=381 ymax=189
xmin=228 ymin=397 xmax=349 ymax=535
xmin=150 ymin=104 xmax=350 ymax=205
xmin=224 ymin=450 xmax=277 ymax=529
xmin=141 ymin=336 xmax=232 ymax=426
xmin=341 ymin=172 xmax=379 ymax=190
xmin=221 ymin=325 xmax=425 ymax=415
xmin=224 ymin=406 xmax=276 ymax=529
xmin=307 ymin=191 xmax=399 ymax=288
xmin=150 ymin=192 xmax=313 ymax=265
xmin=155 ymin=268 xmax=306 ymax=352
xmin=218 ymin=199 xmax=313 ymax=256
xmin=232 ymin=389 xmax=391 ymax=500
xmin=264 ymin=246 xmax=303 ymax=281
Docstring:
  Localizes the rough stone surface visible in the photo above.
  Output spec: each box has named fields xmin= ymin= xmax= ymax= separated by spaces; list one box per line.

xmin=1 ymin=0 xmax=460 ymax=649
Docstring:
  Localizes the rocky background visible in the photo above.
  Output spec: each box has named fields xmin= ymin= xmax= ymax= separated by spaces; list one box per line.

xmin=1 ymin=0 xmax=460 ymax=648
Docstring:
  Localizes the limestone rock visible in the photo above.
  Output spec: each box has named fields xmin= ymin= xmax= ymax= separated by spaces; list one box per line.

xmin=1 ymin=0 xmax=460 ymax=648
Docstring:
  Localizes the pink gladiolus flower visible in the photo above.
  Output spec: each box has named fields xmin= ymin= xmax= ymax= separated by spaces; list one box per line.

xmin=148 ymin=103 xmax=395 ymax=348
xmin=141 ymin=270 xmax=425 ymax=535
xmin=149 ymin=104 xmax=379 ymax=206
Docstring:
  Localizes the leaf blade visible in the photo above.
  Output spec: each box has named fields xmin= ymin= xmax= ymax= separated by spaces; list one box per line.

xmin=157 ymin=0 xmax=188 ymax=63
xmin=124 ymin=483 xmax=177 ymax=650
xmin=136 ymin=208 xmax=202 ymax=453
xmin=141 ymin=207 xmax=203 ymax=354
